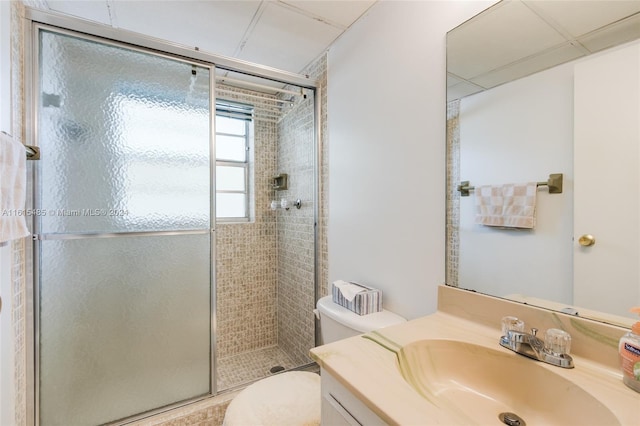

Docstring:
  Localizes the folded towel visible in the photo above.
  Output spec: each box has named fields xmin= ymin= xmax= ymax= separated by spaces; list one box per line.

xmin=0 ymin=132 xmax=30 ymax=243
xmin=474 ymin=182 xmax=537 ymax=229
xmin=332 ymin=280 xmax=366 ymax=302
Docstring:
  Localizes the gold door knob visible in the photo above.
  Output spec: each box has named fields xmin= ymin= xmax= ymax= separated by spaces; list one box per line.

xmin=578 ymin=234 xmax=596 ymax=247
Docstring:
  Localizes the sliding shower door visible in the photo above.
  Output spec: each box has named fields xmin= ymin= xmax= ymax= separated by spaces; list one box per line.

xmin=35 ymin=29 xmax=213 ymax=425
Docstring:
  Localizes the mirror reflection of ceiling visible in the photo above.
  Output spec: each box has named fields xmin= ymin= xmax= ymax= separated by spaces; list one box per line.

xmin=447 ymin=0 xmax=640 ymax=102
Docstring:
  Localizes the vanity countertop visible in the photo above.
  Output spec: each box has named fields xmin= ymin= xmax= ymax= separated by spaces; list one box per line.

xmin=310 ymin=310 xmax=640 ymax=425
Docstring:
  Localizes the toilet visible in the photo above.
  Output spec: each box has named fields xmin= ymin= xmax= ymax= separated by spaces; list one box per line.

xmin=223 ymin=295 xmax=406 ymax=426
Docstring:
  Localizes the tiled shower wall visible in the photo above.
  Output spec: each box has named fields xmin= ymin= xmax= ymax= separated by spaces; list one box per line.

xmin=446 ymin=100 xmax=460 ymax=287
xmin=312 ymin=55 xmax=330 ymax=300
xmin=215 ymin=74 xmax=324 ymax=363
xmin=217 ymin=55 xmax=328 ymax=366
xmin=275 ymin=65 xmax=321 ymax=366
xmin=215 ymin=84 xmax=279 ymax=359
xmin=10 ymin=2 xmax=29 ymax=426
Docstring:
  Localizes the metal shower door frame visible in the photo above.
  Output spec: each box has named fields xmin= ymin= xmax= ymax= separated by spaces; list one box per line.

xmin=23 ymin=7 xmax=320 ymax=426
xmin=28 ymin=23 xmax=218 ymax=425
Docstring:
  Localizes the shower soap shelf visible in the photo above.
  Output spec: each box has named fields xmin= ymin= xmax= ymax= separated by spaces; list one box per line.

xmin=273 ymin=173 xmax=288 ymax=190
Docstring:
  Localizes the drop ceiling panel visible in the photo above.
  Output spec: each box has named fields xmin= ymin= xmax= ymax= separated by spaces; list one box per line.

xmin=578 ymin=13 xmax=640 ymax=53
xmin=447 ymin=0 xmax=567 ymax=80
xmin=526 ymin=0 xmax=640 ymax=38
xmin=447 ymin=80 xmax=484 ymax=102
xmin=46 ymin=1 xmax=112 ymax=25
xmin=447 ymin=0 xmax=640 ymax=101
xmin=280 ymin=0 xmax=376 ymax=28
xmin=113 ymin=1 xmax=261 ymax=57
xmin=471 ymin=42 xmax=585 ymax=89
xmin=447 ymin=73 xmax=464 ymax=88
xmin=32 ymin=0 xmax=372 ymax=78
xmin=238 ymin=2 xmax=342 ymax=72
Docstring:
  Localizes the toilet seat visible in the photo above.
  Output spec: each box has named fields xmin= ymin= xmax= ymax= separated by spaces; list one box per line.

xmin=223 ymin=371 xmax=321 ymax=426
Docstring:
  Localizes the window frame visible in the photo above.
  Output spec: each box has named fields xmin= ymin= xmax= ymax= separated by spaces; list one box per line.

xmin=215 ymin=102 xmax=252 ymax=222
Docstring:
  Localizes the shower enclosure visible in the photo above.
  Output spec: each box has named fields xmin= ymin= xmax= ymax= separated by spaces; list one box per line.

xmin=28 ymin=13 xmax=318 ymax=426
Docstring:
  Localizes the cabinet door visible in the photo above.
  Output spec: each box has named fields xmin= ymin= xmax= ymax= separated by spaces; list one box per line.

xmin=320 ymin=369 xmax=388 ymax=426
xmin=322 ymin=394 xmax=362 ymax=426
xmin=573 ymin=41 xmax=640 ymax=319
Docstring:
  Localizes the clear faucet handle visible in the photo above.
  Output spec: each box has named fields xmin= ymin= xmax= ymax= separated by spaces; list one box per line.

xmin=544 ymin=328 xmax=571 ymax=355
xmin=501 ymin=316 xmax=525 ymax=335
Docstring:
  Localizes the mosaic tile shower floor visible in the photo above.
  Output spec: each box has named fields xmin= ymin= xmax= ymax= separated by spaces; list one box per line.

xmin=217 ymin=345 xmax=297 ymax=390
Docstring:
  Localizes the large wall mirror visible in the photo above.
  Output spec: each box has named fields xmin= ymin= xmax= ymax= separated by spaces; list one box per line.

xmin=446 ymin=0 xmax=640 ymax=327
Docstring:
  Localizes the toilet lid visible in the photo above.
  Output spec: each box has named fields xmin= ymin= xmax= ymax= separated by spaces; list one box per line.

xmin=316 ymin=295 xmax=406 ymax=333
xmin=223 ymin=371 xmax=320 ymax=426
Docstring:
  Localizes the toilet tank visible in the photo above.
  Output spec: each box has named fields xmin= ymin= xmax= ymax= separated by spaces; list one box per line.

xmin=316 ymin=295 xmax=406 ymax=344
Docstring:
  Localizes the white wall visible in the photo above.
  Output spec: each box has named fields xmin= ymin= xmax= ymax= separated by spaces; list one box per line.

xmin=458 ymin=61 xmax=575 ymax=304
xmin=327 ymin=0 xmax=494 ymax=320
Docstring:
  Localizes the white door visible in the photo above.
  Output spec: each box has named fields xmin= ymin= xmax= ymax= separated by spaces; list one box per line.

xmin=573 ymin=41 xmax=640 ymax=320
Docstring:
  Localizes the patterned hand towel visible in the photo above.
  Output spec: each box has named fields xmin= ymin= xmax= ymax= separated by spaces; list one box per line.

xmin=474 ymin=182 xmax=537 ymax=229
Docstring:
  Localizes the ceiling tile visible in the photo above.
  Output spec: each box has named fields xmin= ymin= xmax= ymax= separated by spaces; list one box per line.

xmin=238 ymin=2 xmax=342 ymax=72
xmin=578 ymin=13 xmax=640 ymax=53
xmin=280 ymin=0 xmax=376 ymax=28
xmin=526 ymin=0 xmax=640 ymax=38
xmin=447 ymin=0 xmax=567 ymax=80
xmin=447 ymin=73 xmax=464 ymax=88
xmin=46 ymin=1 xmax=112 ymax=25
xmin=31 ymin=0 xmax=370 ymax=78
xmin=447 ymin=81 xmax=485 ymax=102
xmin=113 ymin=0 xmax=261 ymax=57
xmin=471 ymin=42 xmax=585 ymax=89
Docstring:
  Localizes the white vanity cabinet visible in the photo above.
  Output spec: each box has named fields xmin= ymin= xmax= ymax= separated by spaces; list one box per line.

xmin=320 ymin=368 xmax=387 ymax=426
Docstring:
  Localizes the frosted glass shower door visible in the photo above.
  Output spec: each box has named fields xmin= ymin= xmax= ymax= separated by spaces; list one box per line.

xmin=36 ymin=29 xmax=213 ymax=425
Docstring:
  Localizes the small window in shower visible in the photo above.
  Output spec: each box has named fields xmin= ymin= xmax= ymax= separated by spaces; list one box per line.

xmin=215 ymin=101 xmax=252 ymax=221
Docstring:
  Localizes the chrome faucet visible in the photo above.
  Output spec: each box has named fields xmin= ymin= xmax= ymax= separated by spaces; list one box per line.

xmin=499 ymin=317 xmax=574 ymax=369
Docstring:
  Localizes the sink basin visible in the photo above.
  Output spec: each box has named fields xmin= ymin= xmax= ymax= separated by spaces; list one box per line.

xmin=397 ymin=339 xmax=619 ymax=425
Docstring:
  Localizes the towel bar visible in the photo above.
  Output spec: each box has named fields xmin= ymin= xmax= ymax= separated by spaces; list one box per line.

xmin=1 ymin=131 xmax=40 ymax=160
xmin=26 ymin=145 xmax=40 ymax=160
xmin=457 ymin=173 xmax=563 ymax=197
